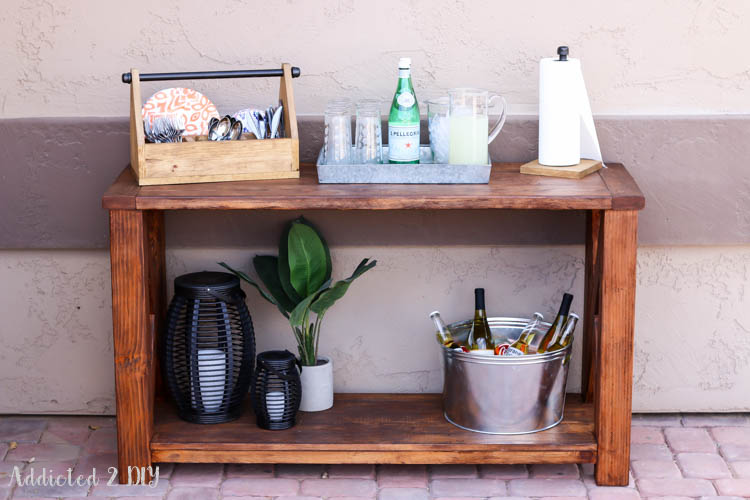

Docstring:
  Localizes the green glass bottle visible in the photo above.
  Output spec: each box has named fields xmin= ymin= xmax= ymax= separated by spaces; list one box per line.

xmin=388 ymin=57 xmax=420 ymax=164
xmin=468 ymin=288 xmax=493 ymax=350
xmin=537 ymin=293 xmax=574 ymax=353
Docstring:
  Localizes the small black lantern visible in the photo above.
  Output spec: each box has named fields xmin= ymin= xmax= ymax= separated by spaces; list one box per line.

xmin=163 ymin=271 xmax=255 ymax=424
xmin=252 ymin=350 xmax=302 ymax=430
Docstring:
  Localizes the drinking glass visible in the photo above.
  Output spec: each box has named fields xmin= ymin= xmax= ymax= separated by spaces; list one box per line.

xmin=427 ymin=97 xmax=450 ymax=163
xmin=448 ymin=88 xmax=507 ymax=164
xmin=324 ymin=104 xmax=352 ymax=165
xmin=355 ymin=99 xmax=382 ymax=164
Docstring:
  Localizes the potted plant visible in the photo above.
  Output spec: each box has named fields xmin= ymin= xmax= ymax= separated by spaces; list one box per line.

xmin=219 ymin=217 xmax=375 ymax=412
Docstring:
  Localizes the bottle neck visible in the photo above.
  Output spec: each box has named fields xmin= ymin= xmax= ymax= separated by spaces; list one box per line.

xmin=556 ymin=294 xmax=573 ymax=319
xmin=397 ymin=69 xmax=413 ymax=92
xmin=559 ymin=315 xmax=579 ymax=344
xmin=474 ymin=288 xmax=486 ymax=312
xmin=431 ymin=313 xmax=448 ymax=335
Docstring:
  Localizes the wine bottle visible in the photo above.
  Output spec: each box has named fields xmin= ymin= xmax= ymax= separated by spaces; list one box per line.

xmin=504 ymin=312 xmax=544 ymax=356
xmin=547 ymin=313 xmax=579 ymax=352
xmin=388 ymin=57 xmax=420 ymax=164
xmin=537 ymin=293 xmax=574 ymax=353
xmin=429 ymin=311 xmax=462 ymax=349
xmin=468 ymin=288 xmax=493 ymax=350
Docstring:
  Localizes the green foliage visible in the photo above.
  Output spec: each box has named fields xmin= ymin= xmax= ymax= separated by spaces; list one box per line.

xmin=219 ymin=216 xmax=376 ymax=366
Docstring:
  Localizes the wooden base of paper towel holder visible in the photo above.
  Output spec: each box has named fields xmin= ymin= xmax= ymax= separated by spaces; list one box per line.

xmin=520 ymin=159 xmax=602 ymax=179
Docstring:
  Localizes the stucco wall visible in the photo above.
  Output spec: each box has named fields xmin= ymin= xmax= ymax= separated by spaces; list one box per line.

xmin=1 ymin=245 xmax=748 ymax=414
xmin=1 ymin=0 xmax=749 ymax=117
xmin=1 ymin=0 xmax=749 ymax=414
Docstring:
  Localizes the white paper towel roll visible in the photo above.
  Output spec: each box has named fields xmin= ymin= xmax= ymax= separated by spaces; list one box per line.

xmin=538 ymin=55 xmax=603 ymax=167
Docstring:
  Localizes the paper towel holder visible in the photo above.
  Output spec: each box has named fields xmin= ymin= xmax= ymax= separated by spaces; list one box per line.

xmin=557 ymin=46 xmax=569 ymax=61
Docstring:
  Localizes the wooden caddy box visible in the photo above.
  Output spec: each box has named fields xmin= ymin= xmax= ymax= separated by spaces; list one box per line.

xmin=128 ymin=63 xmax=300 ymax=186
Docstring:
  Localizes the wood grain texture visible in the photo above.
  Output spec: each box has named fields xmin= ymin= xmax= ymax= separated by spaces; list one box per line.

xmin=139 ymin=138 xmax=299 ymax=185
xmin=152 ymin=449 xmax=595 ymax=465
xmin=109 ymin=210 xmax=154 ymax=483
xmin=144 ymin=211 xmax=166 ymax=397
xmin=582 ymin=210 xmax=602 ymax=402
xmin=520 ymin=159 xmax=602 ymax=179
xmin=599 ymin=164 xmax=646 ymax=210
xmin=102 ymin=163 xmax=645 ymax=211
xmin=102 ymin=167 xmax=139 ymax=209
xmin=151 ymin=394 xmax=596 ymax=464
xmin=279 ymin=63 xmax=299 ymax=142
xmin=595 ymin=210 xmax=638 ymax=486
xmin=128 ymin=64 xmax=300 ymax=186
xmin=129 ymin=69 xmax=145 ymax=181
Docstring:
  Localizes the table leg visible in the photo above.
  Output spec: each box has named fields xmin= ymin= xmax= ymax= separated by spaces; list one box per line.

xmin=595 ymin=210 xmax=638 ymax=486
xmin=144 ymin=211 xmax=167 ymax=397
xmin=582 ymin=210 xmax=602 ymax=403
xmin=110 ymin=210 xmax=156 ymax=483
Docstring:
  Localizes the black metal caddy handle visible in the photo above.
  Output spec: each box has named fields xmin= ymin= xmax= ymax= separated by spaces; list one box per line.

xmin=122 ymin=67 xmax=302 ymax=84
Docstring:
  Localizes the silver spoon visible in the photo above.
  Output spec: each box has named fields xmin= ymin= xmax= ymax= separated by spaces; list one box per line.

xmin=208 ymin=116 xmax=231 ymax=141
xmin=229 ymin=119 xmax=243 ymax=140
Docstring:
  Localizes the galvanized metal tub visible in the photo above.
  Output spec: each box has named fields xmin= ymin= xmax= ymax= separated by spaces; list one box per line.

xmin=442 ymin=317 xmax=572 ymax=435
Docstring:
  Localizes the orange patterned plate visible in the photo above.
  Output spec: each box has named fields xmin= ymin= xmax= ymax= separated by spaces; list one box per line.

xmin=142 ymin=87 xmax=220 ymax=136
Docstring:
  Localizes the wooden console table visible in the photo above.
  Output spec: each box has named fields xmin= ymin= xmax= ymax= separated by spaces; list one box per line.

xmin=102 ymin=163 xmax=644 ymax=486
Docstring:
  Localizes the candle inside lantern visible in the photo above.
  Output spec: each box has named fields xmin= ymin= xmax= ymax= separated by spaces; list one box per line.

xmin=197 ymin=349 xmax=226 ymax=412
xmin=266 ymin=391 xmax=285 ymax=422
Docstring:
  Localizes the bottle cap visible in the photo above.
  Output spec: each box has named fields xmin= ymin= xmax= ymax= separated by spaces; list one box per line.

xmin=398 ymin=57 xmax=411 ymax=69
xmin=474 ymin=288 xmax=486 ymax=309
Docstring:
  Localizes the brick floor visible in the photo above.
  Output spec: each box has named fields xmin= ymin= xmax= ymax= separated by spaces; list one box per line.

xmin=1 ymin=413 xmax=749 ymax=499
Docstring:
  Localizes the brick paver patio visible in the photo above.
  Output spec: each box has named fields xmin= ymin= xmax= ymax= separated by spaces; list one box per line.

xmin=1 ymin=413 xmax=749 ymax=499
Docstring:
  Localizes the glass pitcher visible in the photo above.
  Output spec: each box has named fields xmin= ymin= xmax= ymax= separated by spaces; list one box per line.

xmin=448 ymin=89 xmax=507 ymax=165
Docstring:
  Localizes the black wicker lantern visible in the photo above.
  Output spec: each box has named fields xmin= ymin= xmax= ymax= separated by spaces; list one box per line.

xmin=163 ymin=271 xmax=255 ymax=424
xmin=252 ymin=350 xmax=302 ymax=430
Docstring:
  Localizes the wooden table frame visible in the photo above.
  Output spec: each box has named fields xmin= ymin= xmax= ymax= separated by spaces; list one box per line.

xmin=103 ymin=163 xmax=644 ymax=486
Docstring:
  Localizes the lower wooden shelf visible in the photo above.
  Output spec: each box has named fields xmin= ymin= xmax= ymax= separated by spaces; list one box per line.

xmin=151 ymin=393 xmax=596 ymax=465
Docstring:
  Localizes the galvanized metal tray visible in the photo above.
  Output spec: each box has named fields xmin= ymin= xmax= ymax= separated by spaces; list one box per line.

xmin=316 ymin=146 xmax=491 ymax=184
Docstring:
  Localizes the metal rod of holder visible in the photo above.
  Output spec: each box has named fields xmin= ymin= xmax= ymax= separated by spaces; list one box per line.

xmin=122 ymin=67 xmax=301 ymax=84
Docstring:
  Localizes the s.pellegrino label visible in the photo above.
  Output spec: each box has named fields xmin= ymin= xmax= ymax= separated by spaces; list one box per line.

xmin=388 ymin=57 xmax=420 ymax=164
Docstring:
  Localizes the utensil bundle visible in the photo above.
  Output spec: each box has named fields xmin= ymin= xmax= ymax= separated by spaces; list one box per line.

xmin=208 ymin=116 xmax=243 ymax=141
xmin=233 ymin=102 xmax=284 ymax=140
xmin=144 ymin=115 xmax=186 ymax=143
xmin=143 ymin=98 xmax=284 ymax=143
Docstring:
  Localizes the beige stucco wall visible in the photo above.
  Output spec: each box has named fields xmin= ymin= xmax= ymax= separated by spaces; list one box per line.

xmin=1 ymin=0 xmax=749 ymax=117
xmin=1 ymin=1 xmax=748 ymax=414
xmin=1 ymin=245 xmax=748 ymax=414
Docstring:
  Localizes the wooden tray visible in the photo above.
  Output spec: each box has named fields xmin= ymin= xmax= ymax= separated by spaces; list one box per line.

xmin=128 ymin=64 xmax=300 ymax=186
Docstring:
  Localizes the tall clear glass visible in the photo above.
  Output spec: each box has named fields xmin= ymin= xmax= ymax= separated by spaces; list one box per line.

xmin=355 ymin=99 xmax=382 ymax=164
xmin=324 ymin=104 xmax=352 ymax=165
xmin=427 ymin=97 xmax=450 ymax=163
xmin=448 ymin=88 xmax=507 ymax=164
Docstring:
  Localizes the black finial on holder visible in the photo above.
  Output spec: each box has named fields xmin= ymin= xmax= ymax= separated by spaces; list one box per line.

xmin=557 ymin=46 xmax=569 ymax=61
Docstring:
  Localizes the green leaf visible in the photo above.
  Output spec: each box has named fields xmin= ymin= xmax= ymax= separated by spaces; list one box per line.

xmin=278 ymin=222 xmax=303 ymax=304
xmin=311 ymin=258 xmax=376 ymax=316
xmin=252 ymin=256 xmax=297 ymax=313
xmin=300 ymin=217 xmax=332 ymax=282
xmin=288 ymin=221 xmax=328 ymax=297
xmin=289 ymin=292 xmax=317 ymax=327
xmin=289 ymin=279 xmax=332 ymax=327
xmin=218 ymin=261 xmax=289 ymax=319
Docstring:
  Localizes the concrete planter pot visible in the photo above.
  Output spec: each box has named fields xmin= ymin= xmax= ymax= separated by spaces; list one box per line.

xmin=299 ymin=356 xmax=333 ymax=412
